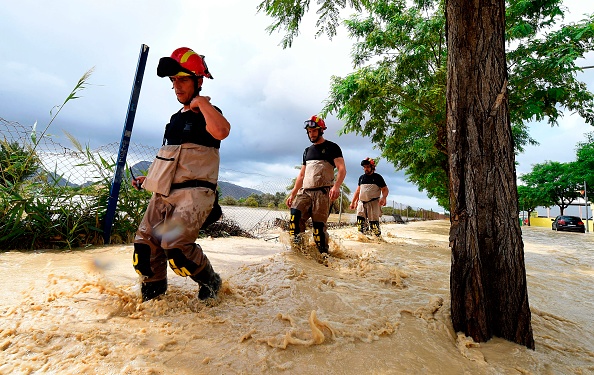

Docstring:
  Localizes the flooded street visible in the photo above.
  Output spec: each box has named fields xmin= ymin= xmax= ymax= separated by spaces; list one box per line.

xmin=0 ymin=220 xmax=592 ymax=374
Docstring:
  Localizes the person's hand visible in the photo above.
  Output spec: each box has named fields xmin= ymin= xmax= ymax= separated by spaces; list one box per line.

xmin=286 ymin=195 xmax=294 ymax=208
xmin=349 ymin=202 xmax=356 ymax=210
xmin=132 ymin=176 xmax=146 ymax=190
xmin=190 ymin=95 xmax=211 ymax=112
xmin=329 ymin=186 xmax=340 ymax=201
xmin=380 ymin=197 xmax=387 ymax=207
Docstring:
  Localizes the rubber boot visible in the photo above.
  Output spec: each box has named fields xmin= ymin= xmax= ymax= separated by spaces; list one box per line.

xmin=191 ymin=261 xmax=222 ymax=300
xmin=369 ymin=221 xmax=381 ymax=236
xmin=356 ymin=216 xmax=368 ymax=234
xmin=289 ymin=208 xmax=302 ymax=245
xmin=141 ymin=279 xmax=167 ymax=301
xmin=312 ymin=221 xmax=328 ymax=254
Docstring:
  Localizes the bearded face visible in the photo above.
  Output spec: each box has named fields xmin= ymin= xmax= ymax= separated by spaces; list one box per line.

xmin=306 ymin=128 xmax=323 ymax=143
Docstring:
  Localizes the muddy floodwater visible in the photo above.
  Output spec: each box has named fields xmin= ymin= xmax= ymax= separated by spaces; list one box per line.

xmin=1 ymin=220 xmax=593 ymax=374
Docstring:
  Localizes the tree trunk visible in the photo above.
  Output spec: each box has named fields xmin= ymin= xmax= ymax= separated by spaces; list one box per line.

xmin=446 ymin=0 xmax=535 ymax=349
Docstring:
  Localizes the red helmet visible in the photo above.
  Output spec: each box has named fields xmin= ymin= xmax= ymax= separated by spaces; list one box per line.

xmin=157 ymin=47 xmax=213 ymax=79
xmin=361 ymin=157 xmax=376 ymax=168
xmin=303 ymin=115 xmax=327 ymax=130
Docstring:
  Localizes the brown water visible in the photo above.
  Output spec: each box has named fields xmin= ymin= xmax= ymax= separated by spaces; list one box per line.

xmin=1 ymin=221 xmax=592 ymax=374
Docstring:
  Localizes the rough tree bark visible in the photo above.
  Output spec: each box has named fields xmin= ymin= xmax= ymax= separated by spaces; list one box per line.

xmin=446 ymin=0 xmax=535 ymax=349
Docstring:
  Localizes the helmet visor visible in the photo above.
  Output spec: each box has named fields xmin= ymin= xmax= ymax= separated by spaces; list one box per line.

xmin=304 ymin=120 xmax=319 ymax=129
xmin=157 ymin=57 xmax=193 ymax=77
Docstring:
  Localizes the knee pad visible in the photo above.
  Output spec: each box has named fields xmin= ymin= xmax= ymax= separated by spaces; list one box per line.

xmin=289 ymin=208 xmax=302 ymax=238
xmin=165 ymin=248 xmax=200 ymax=277
xmin=312 ymin=221 xmax=328 ymax=253
xmin=133 ymin=243 xmax=154 ymax=278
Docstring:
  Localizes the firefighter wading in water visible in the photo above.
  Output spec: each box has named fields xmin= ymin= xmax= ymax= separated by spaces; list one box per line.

xmin=131 ymin=47 xmax=230 ymax=302
xmin=286 ymin=116 xmax=347 ymax=254
xmin=349 ymin=158 xmax=389 ymax=236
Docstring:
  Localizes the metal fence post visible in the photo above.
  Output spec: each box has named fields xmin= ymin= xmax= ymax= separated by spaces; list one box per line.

xmin=585 ymin=181 xmax=590 ymax=233
xmin=338 ymin=187 xmax=343 ymax=224
xmin=103 ymin=44 xmax=149 ymax=244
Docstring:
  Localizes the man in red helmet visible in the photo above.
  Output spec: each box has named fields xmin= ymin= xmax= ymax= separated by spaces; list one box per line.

xmin=349 ymin=158 xmax=389 ymax=236
xmin=286 ymin=115 xmax=346 ymax=255
xmin=131 ymin=47 xmax=230 ymax=302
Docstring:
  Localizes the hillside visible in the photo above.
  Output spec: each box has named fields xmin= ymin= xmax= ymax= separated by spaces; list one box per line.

xmin=218 ymin=181 xmax=263 ymax=199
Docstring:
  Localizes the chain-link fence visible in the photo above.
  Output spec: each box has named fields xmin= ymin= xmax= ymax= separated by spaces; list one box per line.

xmin=2 ymin=118 xmax=447 ymax=246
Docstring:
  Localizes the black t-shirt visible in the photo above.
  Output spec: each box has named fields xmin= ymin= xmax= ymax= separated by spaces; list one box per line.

xmin=302 ymin=140 xmax=343 ymax=167
xmin=163 ymin=107 xmax=222 ymax=148
xmin=358 ymin=173 xmax=387 ymax=188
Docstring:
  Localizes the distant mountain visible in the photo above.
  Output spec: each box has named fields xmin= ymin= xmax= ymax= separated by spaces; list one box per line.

xmin=47 ymin=171 xmax=79 ymax=187
xmin=218 ymin=181 xmax=263 ymax=199
xmin=130 ymin=161 xmax=263 ymax=199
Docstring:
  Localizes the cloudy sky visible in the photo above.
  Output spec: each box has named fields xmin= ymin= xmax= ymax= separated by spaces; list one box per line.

xmin=1 ymin=0 xmax=593 ymax=213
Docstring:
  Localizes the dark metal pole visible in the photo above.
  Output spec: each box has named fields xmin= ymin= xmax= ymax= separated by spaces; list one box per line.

xmin=338 ymin=187 xmax=343 ymax=224
xmin=103 ymin=44 xmax=149 ymax=244
xmin=585 ymin=181 xmax=590 ymax=233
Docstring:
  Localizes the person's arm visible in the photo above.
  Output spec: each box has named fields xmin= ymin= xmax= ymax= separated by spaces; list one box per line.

xmin=350 ymin=185 xmax=361 ymax=209
xmin=286 ymin=165 xmax=306 ymax=207
xmin=329 ymin=157 xmax=346 ymax=201
xmin=190 ymin=96 xmax=231 ymax=140
xmin=380 ymin=185 xmax=389 ymax=206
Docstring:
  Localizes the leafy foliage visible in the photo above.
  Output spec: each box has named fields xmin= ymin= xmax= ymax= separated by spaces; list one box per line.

xmin=520 ymin=161 xmax=581 ymax=215
xmin=573 ymin=132 xmax=594 ymax=197
xmin=0 ymin=143 xmax=153 ymax=250
xmin=517 ymin=185 xmax=547 ymax=221
xmin=0 ymin=141 xmax=40 ymax=187
xmin=507 ymin=2 xmax=594 ymax=128
xmin=257 ymin=0 xmax=369 ymax=48
xmin=517 ymin=133 xmax=594 ymax=217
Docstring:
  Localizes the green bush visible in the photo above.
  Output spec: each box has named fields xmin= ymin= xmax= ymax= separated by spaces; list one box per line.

xmin=245 ymin=196 xmax=259 ymax=207
xmin=0 ymin=141 xmax=151 ymax=250
xmin=0 ymin=141 xmax=40 ymax=186
xmin=220 ymin=196 xmax=237 ymax=206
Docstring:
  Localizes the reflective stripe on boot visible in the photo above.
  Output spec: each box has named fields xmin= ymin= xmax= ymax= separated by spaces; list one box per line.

xmin=289 ymin=208 xmax=302 ymax=243
xmin=312 ymin=221 xmax=328 ymax=254
xmin=356 ymin=216 xmax=368 ymax=234
xmin=369 ymin=221 xmax=381 ymax=236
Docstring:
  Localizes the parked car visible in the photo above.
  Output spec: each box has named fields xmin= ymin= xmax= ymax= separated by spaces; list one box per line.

xmin=551 ymin=215 xmax=586 ymax=233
